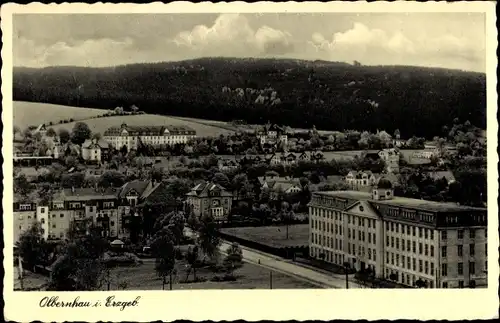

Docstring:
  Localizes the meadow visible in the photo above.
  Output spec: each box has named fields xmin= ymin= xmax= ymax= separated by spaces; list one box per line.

xmin=221 ymin=225 xmax=310 ymax=249
xmin=13 ymin=101 xmax=235 ymax=137
xmin=14 ymin=101 xmax=105 ymax=129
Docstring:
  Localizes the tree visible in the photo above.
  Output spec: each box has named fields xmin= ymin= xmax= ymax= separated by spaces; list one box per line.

xmin=151 ymin=229 xmax=176 ymax=290
xmin=120 ymin=145 xmax=128 ymax=156
xmin=92 ymin=132 xmax=102 ymax=141
xmin=14 ymin=174 xmax=32 ymax=197
xmin=197 ymin=215 xmax=221 ymax=261
xmin=223 ymin=242 xmax=244 ymax=278
xmin=48 ymin=228 xmax=108 ymax=291
xmin=70 ymin=122 xmax=92 ymax=145
xmin=15 ymin=223 xmax=49 ymax=271
xmin=185 ymin=245 xmax=200 ymax=281
xmin=65 ymin=155 xmax=78 ymax=168
xmin=99 ymin=170 xmax=126 ymax=188
xmin=279 ymin=201 xmax=294 ymax=239
xmin=212 ymin=172 xmax=230 ymax=188
xmin=44 ymin=127 xmax=56 ymax=137
xmin=61 ymin=172 xmax=86 ymax=188
xmin=415 ymin=278 xmax=427 ymax=288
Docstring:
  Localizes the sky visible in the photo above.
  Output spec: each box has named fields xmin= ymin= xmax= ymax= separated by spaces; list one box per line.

xmin=13 ymin=13 xmax=486 ymax=72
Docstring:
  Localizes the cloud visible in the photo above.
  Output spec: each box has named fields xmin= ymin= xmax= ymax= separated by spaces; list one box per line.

xmin=309 ymin=22 xmax=483 ymax=71
xmin=172 ymin=14 xmax=293 ymax=56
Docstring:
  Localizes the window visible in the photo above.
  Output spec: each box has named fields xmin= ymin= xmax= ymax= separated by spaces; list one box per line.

xmin=386 ymin=252 xmax=389 ymax=264
xmin=419 ymin=260 xmax=423 ymax=273
xmin=41 ymin=218 xmax=45 ymax=224
xmin=368 ymin=233 xmax=371 ymax=243
xmin=407 ymin=257 xmax=411 ymax=269
xmin=470 ymin=262 xmax=475 ymax=275
xmin=430 ymin=230 xmax=434 ymax=240
xmin=457 ymin=229 xmax=464 ymax=239
xmin=458 ymin=280 xmax=464 ymax=288
xmin=442 ymin=263 xmax=448 ymax=276
xmin=52 ymin=224 xmax=56 ymax=228
xmin=430 ymin=245 xmax=434 ymax=257
xmin=373 ymin=250 xmax=377 ymax=261
xmin=424 ymin=229 xmax=428 ymax=239
xmin=396 ymin=238 xmax=399 ymax=249
xmin=413 ymin=258 xmax=416 ymax=271
xmin=430 ymin=262 xmax=434 ymax=275
xmin=424 ymin=261 xmax=428 ymax=274
xmin=470 ymin=244 xmax=475 ymax=256
xmin=441 ymin=246 xmax=447 ymax=258
xmin=419 ymin=227 xmax=423 ymax=238
xmin=419 ymin=242 xmax=423 ymax=255
xmin=402 ymin=255 xmax=405 ymax=268
xmin=402 ymin=239 xmax=405 ymax=251
xmin=458 ymin=262 xmax=463 ymax=275
xmin=458 ymin=245 xmax=463 ymax=257
xmin=442 ymin=231 xmax=447 ymax=240
xmin=60 ymin=214 xmax=64 ymax=218
xmin=386 ymin=236 xmax=389 ymax=246
xmin=442 ymin=282 xmax=448 ymax=288
xmin=412 ymin=227 xmax=416 ymax=236
xmin=407 ymin=240 xmax=411 ymax=252
xmin=470 ymin=229 xmax=476 ymax=239
xmin=396 ymin=224 xmax=399 ymax=233
xmin=373 ymin=234 xmax=376 ymax=244
xmin=391 ymin=237 xmax=394 ymax=248
xmin=425 ymin=244 xmax=428 ymax=256
xmin=396 ymin=254 xmax=400 ymax=266
xmin=41 ymin=208 xmax=45 ymax=213
xmin=391 ymin=253 xmax=394 ymax=265
xmin=412 ymin=241 xmax=416 ymax=253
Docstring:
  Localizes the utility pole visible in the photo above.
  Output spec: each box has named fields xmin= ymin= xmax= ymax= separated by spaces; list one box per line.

xmin=170 ymin=272 xmax=173 ymax=290
xmin=270 ymin=270 xmax=273 ymax=289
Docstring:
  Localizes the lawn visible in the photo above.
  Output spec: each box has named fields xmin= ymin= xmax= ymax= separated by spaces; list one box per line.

xmin=106 ymin=258 xmax=316 ymax=290
xmin=14 ymin=101 xmax=106 ymax=129
xmin=221 ymin=224 xmax=310 ymax=249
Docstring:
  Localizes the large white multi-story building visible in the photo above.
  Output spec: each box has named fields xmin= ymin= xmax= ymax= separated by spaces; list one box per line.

xmin=308 ymin=179 xmax=488 ymax=289
xmin=103 ymin=123 xmax=196 ymax=151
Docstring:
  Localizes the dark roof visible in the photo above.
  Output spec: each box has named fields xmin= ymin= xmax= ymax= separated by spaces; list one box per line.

xmin=186 ymin=181 xmax=233 ymax=198
xmin=103 ymin=124 xmax=196 ymax=136
xmin=118 ymin=180 xmax=151 ymax=198
xmin=313 ymin=190 xmax=485 ymax=213
xmin=82 ymin=139 xmax=110 ymax=149
xmin=62 ymin=187 xmax=117 ymax=201
xmin=377 ymin=178 xmax=393 ymax=189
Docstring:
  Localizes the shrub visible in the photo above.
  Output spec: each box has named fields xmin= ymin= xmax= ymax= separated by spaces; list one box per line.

xmin=102 ymin=252 xmax=142 ymax=267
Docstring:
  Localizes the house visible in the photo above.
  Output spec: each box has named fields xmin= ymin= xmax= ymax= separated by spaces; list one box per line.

xmin=257 ymin=175 xmax=304 ymax=199
xmin=426 ymin=171 xmax=456 ymax=185
xmin=309 ymin=151 xmax=325 ymax=163
xmin=345 ymin=171 xmax=378 ymax=189
xmin=218 ymin=158 xmax=240 ymax=172
xmin=378 ymin=148 xmax=400 ymax=173
xmin=256 ymin=123 xmax=288 ymax=148
xmin=81 ymin=138 xmax=110 ymax=163
xmin=185 ymin=182 xmax=234 ymax=221
xmin=117 ymin=180 xmax=159 ymax=239
xmin=33 ymin=123 xmax=47 ymax=137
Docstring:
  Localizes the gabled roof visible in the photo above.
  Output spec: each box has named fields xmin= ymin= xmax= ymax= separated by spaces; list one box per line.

xmin=118 ymin=180 xmax=152 ymax=199
xmin=186 ymin=181 xmax=233 ymax=198
xmin=82 ymin=139 xmax=110 ymax=149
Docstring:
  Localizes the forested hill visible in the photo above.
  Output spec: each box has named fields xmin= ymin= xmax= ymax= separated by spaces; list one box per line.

xmin=13 ymin=57 xmax=486 ymax=138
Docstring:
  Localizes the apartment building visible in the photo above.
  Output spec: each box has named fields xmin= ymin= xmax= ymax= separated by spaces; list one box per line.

xmin=13 ymin=200 xmax=38 ymax=242
xmin=81 ymin=138 xmax=111 ymax=163
xmin=308 ymin=179 xmax=487 ymax=288
xmin=103 ymin=123 xmax=196 ymax=151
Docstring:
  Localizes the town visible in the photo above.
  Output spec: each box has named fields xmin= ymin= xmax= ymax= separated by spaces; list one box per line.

xmin=13 ymin=108 xmax=488 ymax=290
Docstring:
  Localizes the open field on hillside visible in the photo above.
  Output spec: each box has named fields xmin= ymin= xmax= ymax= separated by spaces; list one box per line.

xmin=14 ymin=101 xmax=106 ymax=129
xmin=221 ymin=225 xmax=310 ymax=248
xmin=14 ymin=101 xmax=235 ymax=137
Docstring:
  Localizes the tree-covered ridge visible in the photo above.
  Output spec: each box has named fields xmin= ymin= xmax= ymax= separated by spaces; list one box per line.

xmin=13 ymin=57 xmax=486 ymax=139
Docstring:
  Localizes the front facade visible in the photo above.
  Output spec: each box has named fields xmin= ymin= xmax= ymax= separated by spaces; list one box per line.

xmin=345 ymin=171 xmax=377 ymax=189
xmin=379 ymin=148 xmax=400 ymax=173
xmin=13 ymin=202 xmax=38 ymax=242
xmin=308 ymin=180 xmax=487 ymax=288
xmin=81 ymin=138 xmax=110 ymax=162
xmin=186 ymin=182 xmax=234 ymax=221
xmin=256 ymin=124 xmax=288 ymax=148
xmin=103 ymin=123 xmax=196 ymax=151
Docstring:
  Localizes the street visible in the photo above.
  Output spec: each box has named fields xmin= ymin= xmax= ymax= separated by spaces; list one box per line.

xmin=184 ymin=228 xmax=363 ymax=289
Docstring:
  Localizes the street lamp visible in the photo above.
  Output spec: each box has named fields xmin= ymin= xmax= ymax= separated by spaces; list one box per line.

xmin=343 ymin=262 xmax=350 ymax=289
